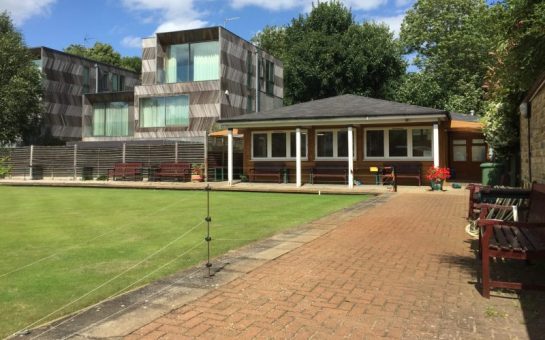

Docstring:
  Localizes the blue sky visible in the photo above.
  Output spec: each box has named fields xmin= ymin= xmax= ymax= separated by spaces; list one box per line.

xmin=1 ymin=0 xmax=414 ymax=58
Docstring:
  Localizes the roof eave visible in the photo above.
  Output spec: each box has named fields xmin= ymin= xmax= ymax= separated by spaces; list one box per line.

xmin=219 ymin=114 xmax=448 ymax=129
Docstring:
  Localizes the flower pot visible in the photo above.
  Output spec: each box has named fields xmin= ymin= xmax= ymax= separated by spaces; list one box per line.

xmin=191 ymin=174 xmax=203 ymax=182
xmin=430 ymin=180 xmax=443 ymax=191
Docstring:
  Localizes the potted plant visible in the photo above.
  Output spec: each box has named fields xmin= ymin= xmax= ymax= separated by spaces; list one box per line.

xmin=191 ymin=163 xmax=204 ymax=182
xmin=426 ymin=167 xmax=451 ymax=191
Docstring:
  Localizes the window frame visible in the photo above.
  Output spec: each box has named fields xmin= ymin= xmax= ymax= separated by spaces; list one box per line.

xmin=138 ymin=95 xmax=190 ymax=128
xmin=314 ymin=128 xmax=357 ymax=161
xmin=162 ymin=40 xmax=220 ymax=84
xmin=364 ymin=126 xmax=434 ymax=161
xmin=92 ymin=101 xmax=130 ymax=137
xmin=251 ymin=130 xmax=309 ymax=161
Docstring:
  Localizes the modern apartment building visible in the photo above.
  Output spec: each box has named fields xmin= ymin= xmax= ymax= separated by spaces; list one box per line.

xmin=30 ymin=47 xmax=140 ymax=143
xmin=82 ymin=26 xmax=284 ymax=142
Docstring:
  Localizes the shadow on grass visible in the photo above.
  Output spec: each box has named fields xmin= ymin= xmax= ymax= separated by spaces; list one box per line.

xmin=437 ymin=238 xmax=545 ymax=340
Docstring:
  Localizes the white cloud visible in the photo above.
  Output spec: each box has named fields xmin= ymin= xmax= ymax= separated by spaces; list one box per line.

xmin=0 ymin=0 xmax=56 ymax=25
xmin=230 ymin=0 xmax=387 ymax=12
xmin=372 ymin=13 xmax=405 ymax=37
xmin=395 ymin=0 xmax=413 ymax=7
xmin=120 ymin=0 xmax=208 ymax=33
xmin=121 ymin=35 xmax=142 ymax=48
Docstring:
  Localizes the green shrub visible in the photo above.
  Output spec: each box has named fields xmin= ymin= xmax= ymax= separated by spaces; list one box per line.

xmin=0 ymin=156 xmax=11 ymax=178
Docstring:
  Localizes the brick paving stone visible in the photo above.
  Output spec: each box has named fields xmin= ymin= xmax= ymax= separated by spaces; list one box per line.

xmin=127 ymin=192 xmax=545 ymax=339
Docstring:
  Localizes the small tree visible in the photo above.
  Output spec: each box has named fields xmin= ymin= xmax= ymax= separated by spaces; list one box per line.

xmin=0 ymin=11 xmax=42 ymax=145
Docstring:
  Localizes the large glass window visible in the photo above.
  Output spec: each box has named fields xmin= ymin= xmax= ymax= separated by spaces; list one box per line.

xmin=317 ymin=131 xmax=334 ymax=158
xmin=452 ymin=140 xmax=467 ymax=161
xmin=92 ymin=102 xmax=129 ymax=137
xmin=253 ymin=133 xmax=268 ymax=158
xmin=271 ymin=133 xmax=287 ymax=158
xmin=140 ymin=95 xmax=189 ymax=128
xmin=337 ymin=131 xmax=348 ymax=157
xmin=472 ymin=139 xmax=486 ymax=162
xmin=82 ymin=66 xmax=90 ymax=93
xmin=412 ymin=129 xmax=432 ymax=157
xmin=365 ymin=127 xmax=433 ymax=159
xmin=265 ymin=60 xmax=274 ymax=95
xmin=290 ymin=132 xmax=307 ymax=158
xmin=164 ymin=41 xmax=219 ymax=83
xmin=252 ymin=131 xmax=308 ymax=159
xmin=366 ymin=130 xmax=384 ymax=157
xmin=316 ymin=129 xmax=356 ymax=159
xmin=389 ymin=129 xmax=407 ymax=157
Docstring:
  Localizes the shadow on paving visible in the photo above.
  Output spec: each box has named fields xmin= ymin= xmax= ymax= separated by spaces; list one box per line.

xmin=437 ymin=238 xmax=545 ymax=340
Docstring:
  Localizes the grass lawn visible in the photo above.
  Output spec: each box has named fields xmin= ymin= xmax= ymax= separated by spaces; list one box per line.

xmin=0 ymin=186 xmax=367 ymax=337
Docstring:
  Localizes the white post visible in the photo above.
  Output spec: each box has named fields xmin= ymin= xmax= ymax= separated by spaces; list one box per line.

xmin=296 ymin=128 xmax=302 ymax=187
xmin=174 ymin=142 xmax=178 ymax=163
xmin=122 ymin=143 xmax=126 ymax=163
xmin=204 ymin=134 xmax=208 ymax=183
xmin=348 ymin=126 xmax=354 ymax=189
xmin=227 ymin=128 xmax=233 ymax=186
xmin=433 ymin=123 xmax=440 ymax=167
xmin=29 ymin=144 xmax=34 ymax=179
xmin=73 ymin=144 xmax=77 ymax=180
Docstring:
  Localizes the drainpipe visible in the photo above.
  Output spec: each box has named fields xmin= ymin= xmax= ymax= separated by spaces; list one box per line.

xmin=255 ymin=50 xmax=260 ymax=112
xmin=528 ymin=104 xmax=532 ymax=184
xmin=94 ymin=64 xmax=99 ymax=93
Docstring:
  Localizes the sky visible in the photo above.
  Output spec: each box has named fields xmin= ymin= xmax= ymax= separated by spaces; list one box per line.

xmin=0 ymin=0 xmax=414 ymax=58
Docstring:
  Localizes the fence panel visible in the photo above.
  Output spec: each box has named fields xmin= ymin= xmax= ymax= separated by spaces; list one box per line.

xmin=32 ymin=146 xmax=75 ymax=179
xmin=76 ymin=146 xmax=123 ymax=179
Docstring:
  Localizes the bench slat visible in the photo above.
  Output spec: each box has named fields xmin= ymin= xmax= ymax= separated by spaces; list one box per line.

xmin=519 ymin=227 xmax=545 ymax=251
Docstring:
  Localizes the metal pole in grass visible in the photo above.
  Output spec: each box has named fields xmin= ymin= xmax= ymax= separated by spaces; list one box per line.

xmin=204 ymin=184 xmax=212 ymax=277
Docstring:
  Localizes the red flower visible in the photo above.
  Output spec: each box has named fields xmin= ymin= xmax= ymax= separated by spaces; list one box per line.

xmin=426 ymin=167 xmax=451 ymax=182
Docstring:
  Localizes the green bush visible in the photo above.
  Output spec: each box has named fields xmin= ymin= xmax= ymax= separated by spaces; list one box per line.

xmin=0 ymin=156 xmax=12 ymax=178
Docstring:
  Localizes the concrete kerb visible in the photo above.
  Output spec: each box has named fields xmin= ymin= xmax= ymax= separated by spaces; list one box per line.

xmin=15 ymin=194 xmax=389 ymax=340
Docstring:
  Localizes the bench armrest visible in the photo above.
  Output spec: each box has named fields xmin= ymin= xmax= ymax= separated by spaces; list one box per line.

xmin=477 ymin=219 xmax=545 ymax=229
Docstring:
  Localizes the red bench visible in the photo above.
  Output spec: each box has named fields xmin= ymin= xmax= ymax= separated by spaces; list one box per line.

xmin=108 ymin=162 xmax=143 ymax=181
xmin=249 ymin=162 xmax=283 ymax=183
xmin=383 ymin=163 xmax=421 ymax=186
xmin=154 ymin=162 xmax=191 ymax=182
xmin=478 ymin=182 xmax=545 ymax=298
xmin=311 ymin=163 xmax=348 ymax=184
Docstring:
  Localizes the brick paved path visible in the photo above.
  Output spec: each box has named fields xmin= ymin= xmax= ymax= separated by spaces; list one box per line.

xmin=128 ymin=192 xmax=545 ymax=339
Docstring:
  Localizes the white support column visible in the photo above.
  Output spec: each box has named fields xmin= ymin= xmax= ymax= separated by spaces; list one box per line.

xmin=29 ymin=144 xmax=34 ymax=180
xmin=73 ymin=144 xmax=77 ymax=180
xmin=348 ymin=127 xmax=354 ymax=189
xmin=174 ymin=142 xmax=179 ymax=163
xmin=227 ymin=128 xmax=234 ymax=186
xmin=122 ymin=143 xmax=126 ymax=163
xmin=296 ymin=128 xmax=302 ymax=188
xmin=204 ymin=134 xmax=208 ymax=183
xmin=433 ymin=123 xmax=440 ymax=167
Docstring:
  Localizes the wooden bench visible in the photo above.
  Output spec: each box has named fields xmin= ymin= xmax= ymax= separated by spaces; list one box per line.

xmin=478 ymin=182 xmax=545 ymax=298
xmin=153 ymin=162 xmax=191 ymax=182
xmin=383 ymin=163 xmax=422 ymax=186
xmin=311 ymin=163 xmax=348 ymax=184
xmin=108 ymin=162 xmax=143 ymax=181
xmin=467 ymin=183 xmax=531 ymax=220
xmin=249 ymin=162 xmax=283 ymax=183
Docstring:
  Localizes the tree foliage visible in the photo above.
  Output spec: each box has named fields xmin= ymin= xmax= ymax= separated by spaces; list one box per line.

xmin=64 ymin=42 xmax=141 ymax=73
xmin=482 ymin=0 xmax=545 ymax=159
xmin=252 ymin=1 xmax=405 ymax=104
xmin=396 ymin=0 xmax=495 ymax=114
xmin=0 ymin=11 xmax=42 ymax=145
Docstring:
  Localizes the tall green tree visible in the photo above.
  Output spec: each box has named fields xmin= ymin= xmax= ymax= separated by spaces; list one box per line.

xmin=482 ymin=0 xmax=545 ymax=159
xmin=396 ymin=0 xmax=495 ymax=114
xmin=64 ymin=42 xmax=141 ymax=73
xmin=253 ymin=1 xmax=405 ymax=104
xmin=0 ymin=11 xmax=42 ymax=145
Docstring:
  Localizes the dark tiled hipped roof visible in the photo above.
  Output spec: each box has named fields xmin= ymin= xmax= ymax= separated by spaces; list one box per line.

xmin=219 ymin=94 xmax=448 ymax=123
xmin=450 ymin=112 xmax=481 ymax=122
